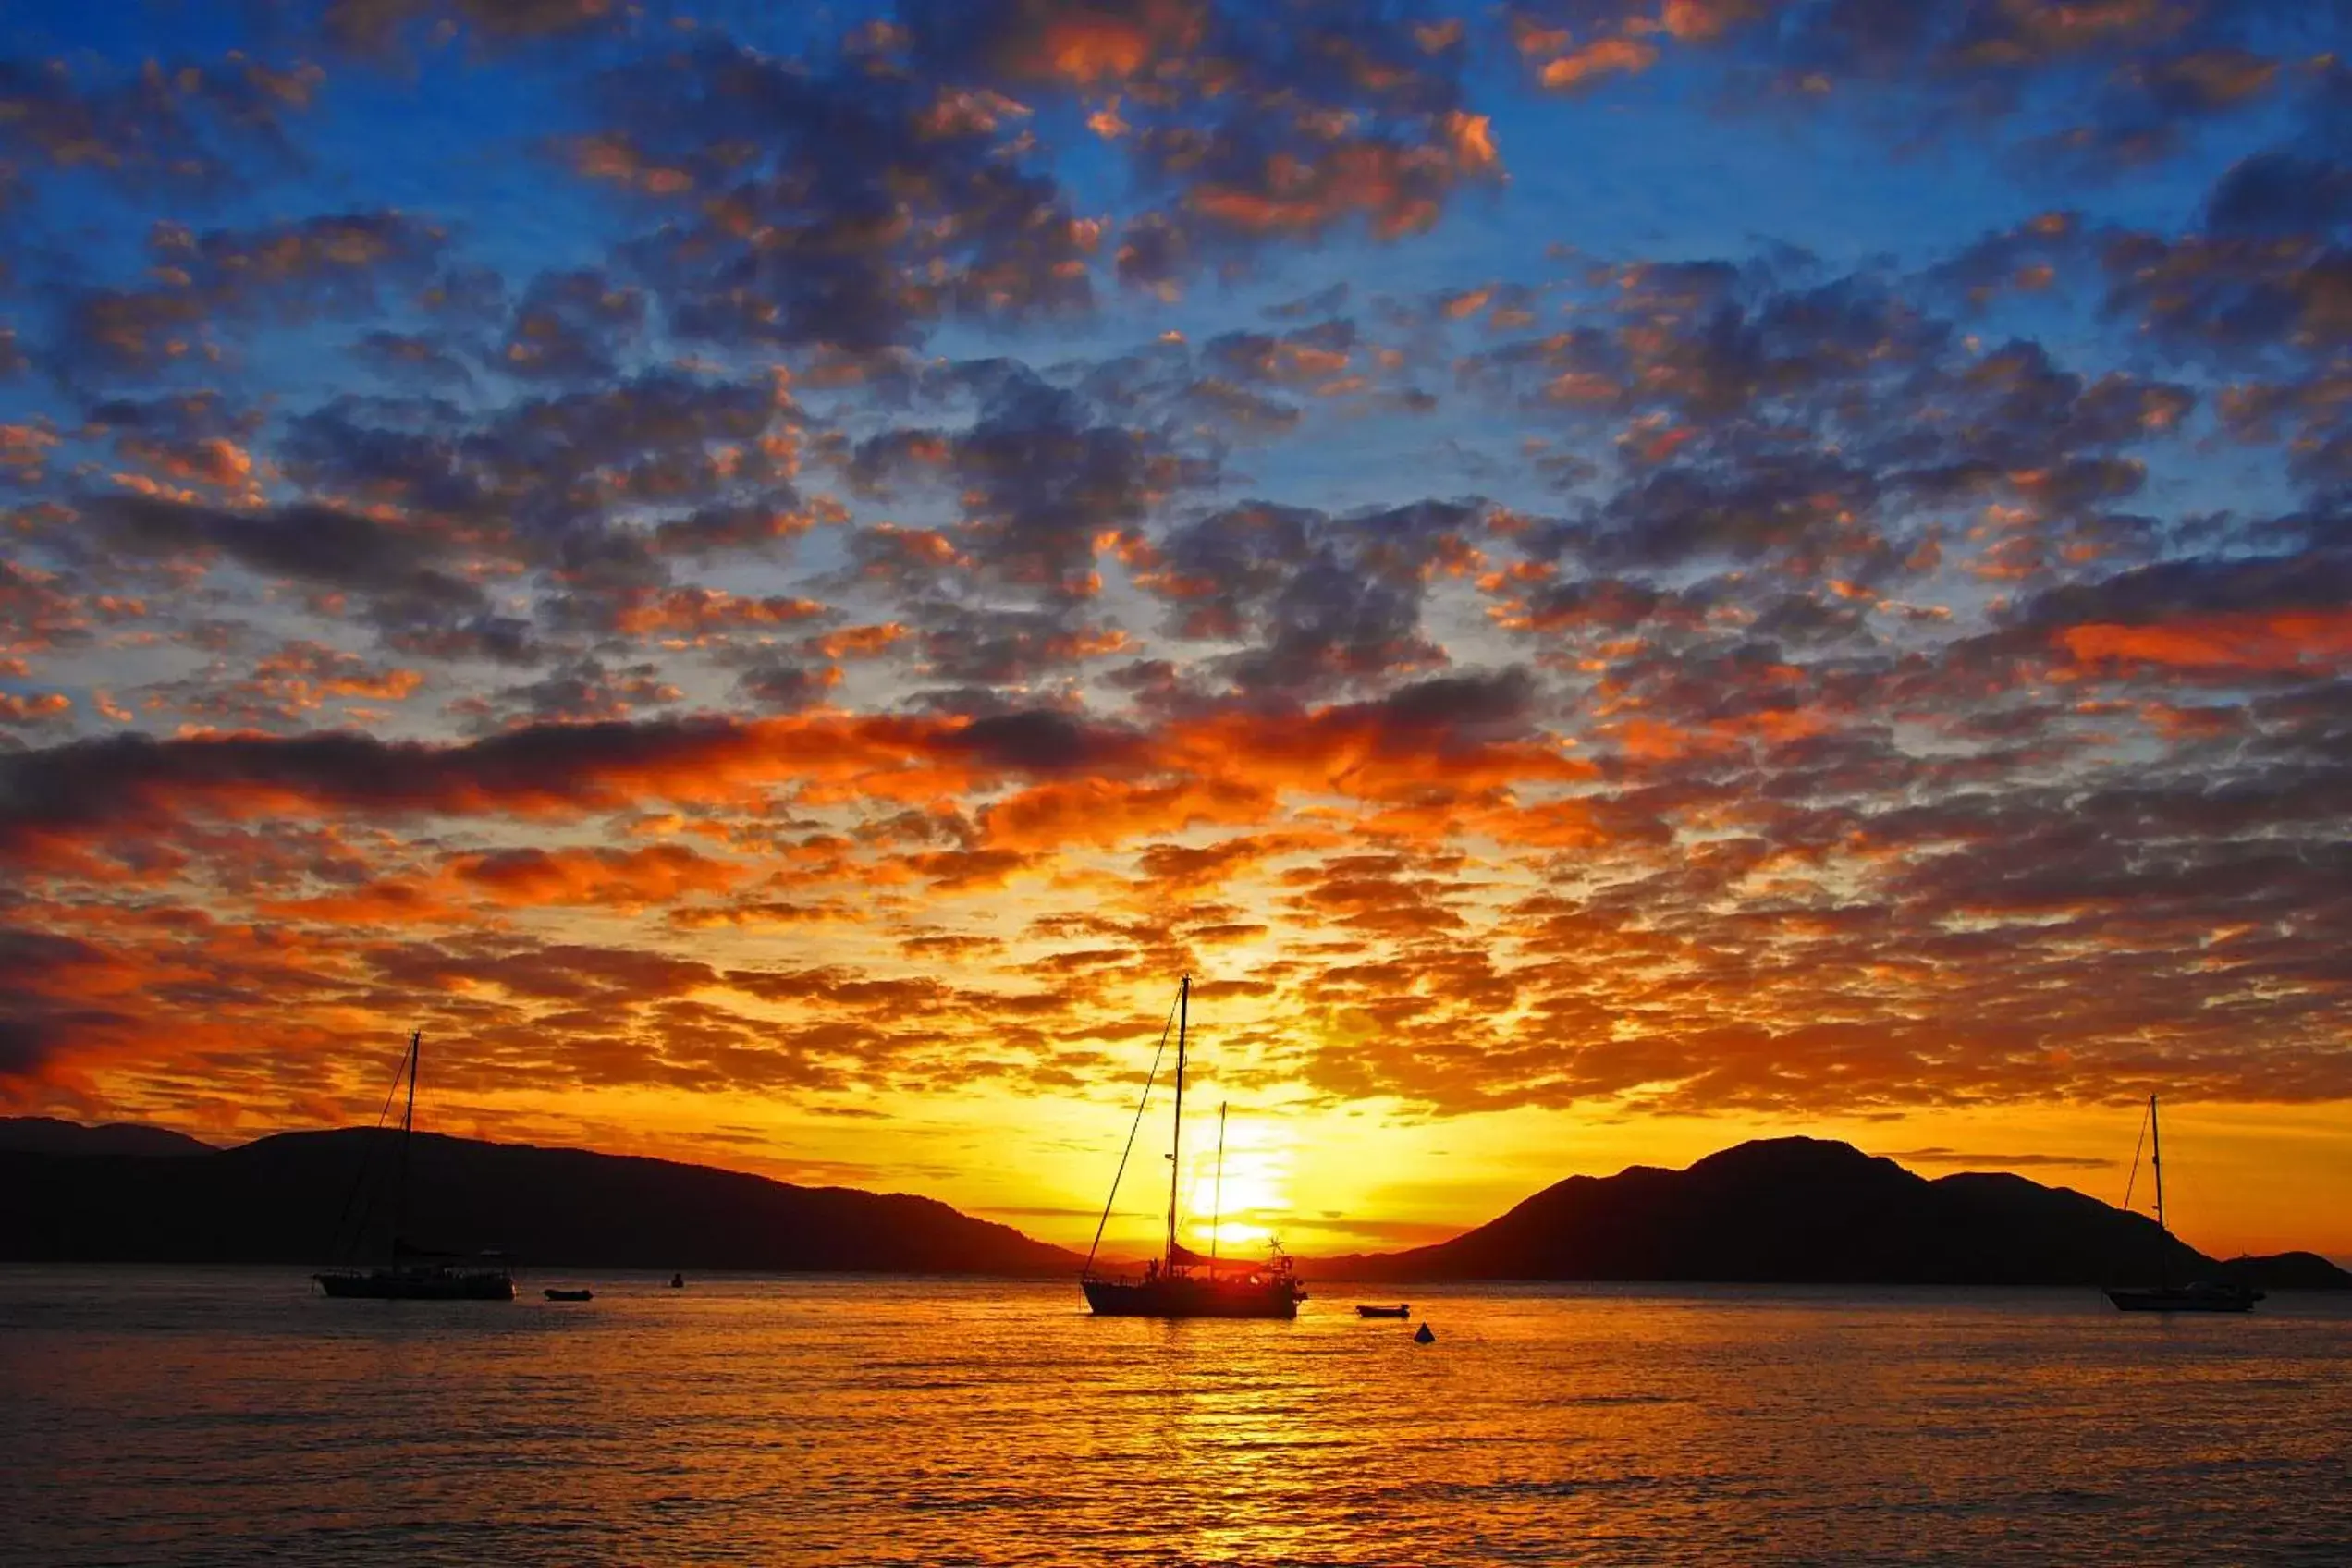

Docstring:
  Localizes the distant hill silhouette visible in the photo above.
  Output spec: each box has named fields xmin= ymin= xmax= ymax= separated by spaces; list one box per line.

xmin=0 ymin=1116 xmax=216 ymax=1158
xmin=2212 ymin=1251 xmax=2352 ymax=1292
xmin=0 ymin=1127 xmax=1081 ymax=1276
xmin=6 ymin=1125 xmax=2343 ymax=1287
xmin=1326 ymin=1138 xmax=2352 ymax=1289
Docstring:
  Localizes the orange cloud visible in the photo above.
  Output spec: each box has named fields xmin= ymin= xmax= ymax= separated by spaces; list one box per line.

xmin=1161 ymin=704 xmax=1591 ymax=804
xmin=1036 ymin=16 xmax=1154 ymax=81
xmin=962 ymin=2 xmax=1208 ymax=87
xmin=810 ymin=623 xmax=910 ymax=660
xmin=1538 ymin=38 xmax=1660 ymax=91
xmin=448 ymin=844 xmax=745 ymax=908
xmin=1186 ymin=126 xmax=1500 ymax=243
xmin=984 ymin=776 xmax=1277 ymax=851
xmin=570 ymin=133 xmax=694 ymax=195
xmin=1660 ymin=0 xmax=1755 ymax=43
xmin=0 ymin=691 xmax=73 ymax=725
xmin=608 ymin=587 xmax=829 ymax=639
xmin=2058 ymin=607 xmax=2352 ymax=673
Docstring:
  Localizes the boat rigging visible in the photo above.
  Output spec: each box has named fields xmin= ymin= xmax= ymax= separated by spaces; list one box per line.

xmin=2104 ymin=1095 xmax=2260 ymax=1314
xmin=1080 ymin=975 xmax=1306 ymax=1319
xmin=314 ymin=1029 xmax=515 ymax=1302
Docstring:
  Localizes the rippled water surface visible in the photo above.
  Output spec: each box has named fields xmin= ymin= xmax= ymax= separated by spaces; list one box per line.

xmin=5 ymin=1268 xmax=2350 ymax=1565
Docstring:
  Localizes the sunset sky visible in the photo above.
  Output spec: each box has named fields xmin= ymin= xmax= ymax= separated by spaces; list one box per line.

xmin=2 ymin=0 xmax=2347 ymax=1262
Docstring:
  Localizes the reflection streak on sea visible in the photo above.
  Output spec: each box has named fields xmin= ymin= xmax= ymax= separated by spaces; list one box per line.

xmin=3 ymin=1271 xmax=2351 ymax=1566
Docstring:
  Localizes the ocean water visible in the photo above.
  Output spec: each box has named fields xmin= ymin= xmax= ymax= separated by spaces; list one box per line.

xmin=3 ymin=1269 xmax=2349 ymax=1566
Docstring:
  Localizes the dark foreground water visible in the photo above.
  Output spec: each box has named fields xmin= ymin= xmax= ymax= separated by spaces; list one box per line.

xmin=4 ymin=1268 xmax=2349 ymax=1566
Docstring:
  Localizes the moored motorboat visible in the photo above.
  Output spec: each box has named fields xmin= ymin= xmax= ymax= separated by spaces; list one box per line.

xmin=544 ymin=1287 xmax=594 ymax=1302
xmin=1356 ymin=1304 xmax=1411 ymax=1318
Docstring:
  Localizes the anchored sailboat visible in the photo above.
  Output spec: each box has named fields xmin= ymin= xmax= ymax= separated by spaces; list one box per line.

xmin=2104 ymin=1094 xmax=2260 ymax=1314
xmin=1080 ymin=976 xmax=1305 ymax=1319
xmin=314 ymin=1029 xmax=514 ymax=1302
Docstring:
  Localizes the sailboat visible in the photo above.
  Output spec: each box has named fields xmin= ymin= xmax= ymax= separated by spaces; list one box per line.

xmin=313 ymin=1029 xmax=515 ymax=1302
xmin=2104 ymin=1094 xmax=2260 ymax=1314
xmin=1080 ymin=975 xmax=1306 ymax=1319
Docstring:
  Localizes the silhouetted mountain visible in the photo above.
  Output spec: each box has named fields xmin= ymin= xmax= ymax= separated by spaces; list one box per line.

xmin=1328 ymin=1138 xmax=2346 ymax=1287
xmin=0 ymin=1128 xmax=1081 ymax=1275
xmin=0 ymin=1116 xmax=216 ymax=1158
xmin=2214 ymin=1251 xmax=2352 ymax=1292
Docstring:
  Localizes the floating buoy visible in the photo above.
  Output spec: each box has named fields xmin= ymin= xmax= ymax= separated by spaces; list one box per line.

xmin=1414 ymin=1321 xmax=1435 ymax=1344
xmin=670 ymin=1272 xmax=685 ymax=1289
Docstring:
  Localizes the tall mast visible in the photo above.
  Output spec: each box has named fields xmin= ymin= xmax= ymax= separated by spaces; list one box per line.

xmin=1166 ymin=975 xmax=1188 ymax=1272
xmin=392 ymin=1029 xmax=419 ymax=1263
xmin=2150 ymin=1093 xmax=2165 ymax=1286
xmin=1210 ymin=1101 xmax=1227 ymax=1277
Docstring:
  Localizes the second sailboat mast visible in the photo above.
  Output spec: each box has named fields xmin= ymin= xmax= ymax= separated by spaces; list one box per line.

xmin=393 ymin=1028 xmax=420 ymax=1262
xmin=1166 ymin=974 xmax=1188 ymax=1270
xmin=1210 ymin=1101 xmax=1227 ymax=1276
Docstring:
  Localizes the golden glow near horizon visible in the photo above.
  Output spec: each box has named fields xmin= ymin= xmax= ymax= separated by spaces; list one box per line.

xmin=51 ymin=994 xmax=2352 ymax=1264
xmin=22 ymin=856 xmax=2352 ymax=1263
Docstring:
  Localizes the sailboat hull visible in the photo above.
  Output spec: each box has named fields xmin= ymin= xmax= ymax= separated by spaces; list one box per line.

xmin=1082 ymin=1275 xmax=1301 ymax=1319
xmin=2105 ymin=1285 xmax=2260 ymax=1313
xmin=316 ymin=1268 xmax=515 ymax=1301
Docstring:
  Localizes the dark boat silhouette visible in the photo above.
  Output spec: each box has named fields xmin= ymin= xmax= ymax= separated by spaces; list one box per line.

xmin=544 ymin=1287 xmax=593 ymax=1302
xmin=1356 ymin=1303 xmax=1411 ymax=1318
xmin=1080 ymin=976 xmax=1306 ymax=1319
xmin=316 ymin=1249 xmax=514 ymax=1300
xmin=2104 ymin=1096 xmax=2260 ymax=1314
xmin=313 ymin=1030 xmax=514 ymax=1303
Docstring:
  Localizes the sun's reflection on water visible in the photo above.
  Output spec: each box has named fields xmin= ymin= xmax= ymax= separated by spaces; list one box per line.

xmin=5 ymin=1272 xmax=2351 ymax=1565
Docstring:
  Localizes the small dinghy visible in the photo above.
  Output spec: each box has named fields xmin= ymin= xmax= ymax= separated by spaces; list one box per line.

xmin=1356 ymin=1304 xmax=1411 ymax=1318
xmin=544 ymin=1288 xmax=593 ymax=1302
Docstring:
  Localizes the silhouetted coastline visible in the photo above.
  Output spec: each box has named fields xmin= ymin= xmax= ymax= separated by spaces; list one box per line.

xmin=5 ymin=1121 xmax=2344 ymax=1287
xmin=0 ymin=1121 xmax=1079 ymax=1276
xmin=1319 ymin=1137 xmax=2352 ymax=1291
xmin=0 ymin=1117 xmax=216 ymax=1158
